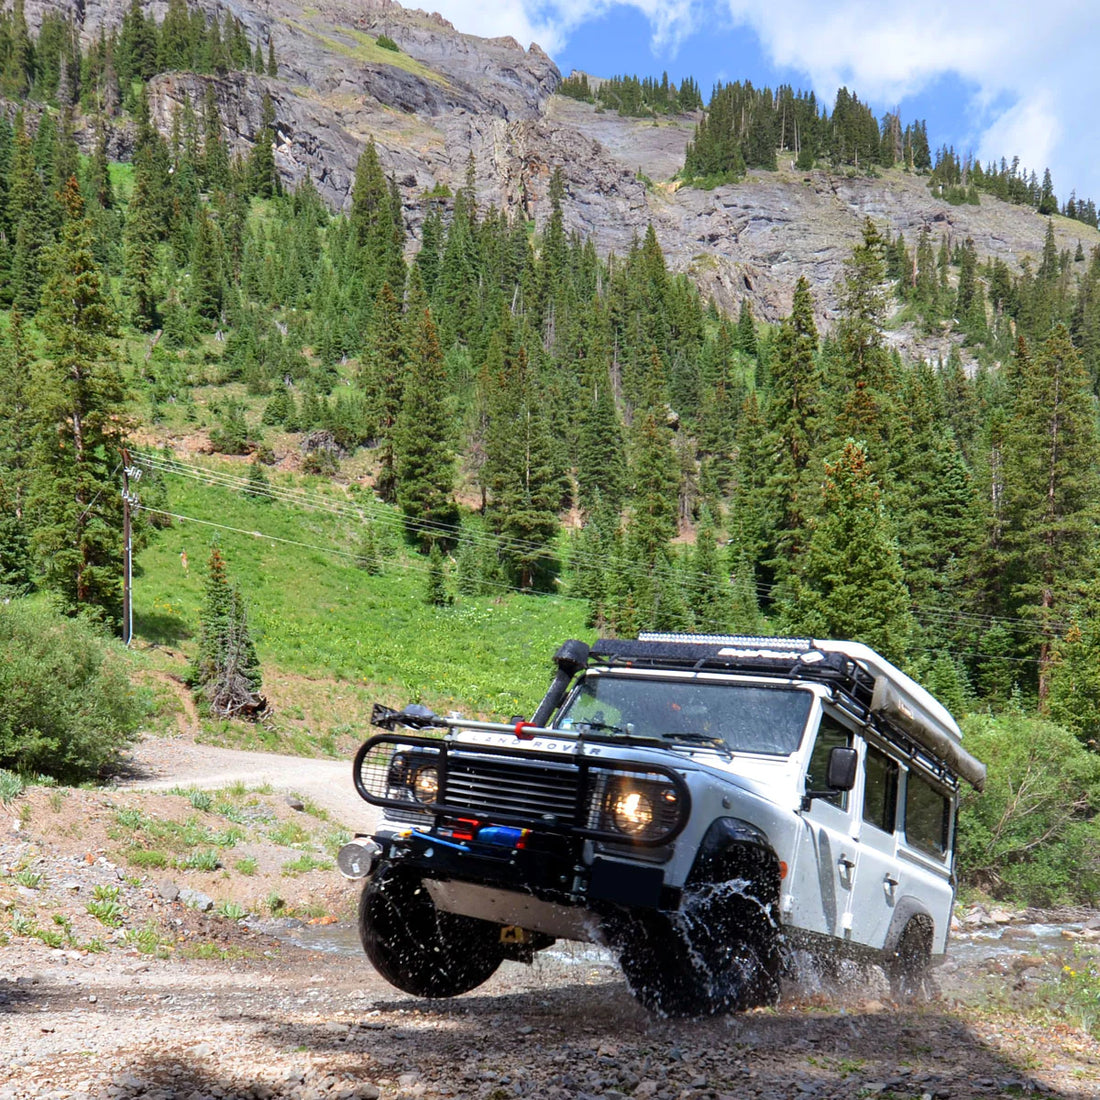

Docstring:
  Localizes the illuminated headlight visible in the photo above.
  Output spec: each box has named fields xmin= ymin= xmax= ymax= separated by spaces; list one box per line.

xmin=386 ymin=750 xmax=441 ymax=807
xmin=600 ymin=777 xmax=683 ymax=843
xmin=412 ymin=765 xmax=440 ymax=803
xmin=612 ymin=789 xmax=654 ymax=834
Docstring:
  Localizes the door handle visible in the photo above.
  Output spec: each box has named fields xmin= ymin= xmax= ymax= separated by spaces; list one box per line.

xmin=838 ymin=855 xmax=855 ymax=871
xmin=885 ymin=873 xmax=899 ymax=886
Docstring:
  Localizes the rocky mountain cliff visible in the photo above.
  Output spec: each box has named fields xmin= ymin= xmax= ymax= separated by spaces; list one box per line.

xmin=8 ymin=0 xmax=1100 ymax=347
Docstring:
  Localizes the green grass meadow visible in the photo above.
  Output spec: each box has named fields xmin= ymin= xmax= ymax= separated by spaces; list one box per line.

xmin=132 ymin=457 xmax=589 ymax=747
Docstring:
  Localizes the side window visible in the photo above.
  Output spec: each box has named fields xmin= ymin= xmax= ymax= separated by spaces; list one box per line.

xmin=905 ymin=771 xmax=951 ymax=857
xmin=862 ymin=745 xmax=899 ymax=833
xmin=805 ymin=714 xmax=852 ymax=810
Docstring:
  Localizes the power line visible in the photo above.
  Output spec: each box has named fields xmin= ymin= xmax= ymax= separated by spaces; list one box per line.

xmin=133 ymin=450 xmax=1065 ymax=650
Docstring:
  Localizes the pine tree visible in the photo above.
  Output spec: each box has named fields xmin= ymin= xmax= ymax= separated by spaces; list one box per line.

xmin=122 ymin=159 xmax=161 ymax=329
xmin=28 ymin=179 xmax=129 ymax=623
xmin=482 ymin=334 xmax=560 ymax=590
xmin=191 ymin=543 xmax=264 ymax=717
xmin=201 ymin=83 xmax=231 ymax=194
xmin=831 ymin=218 xmax=894 ymax=467
xmin=1001 ymin=324 xmax=1100 ymax=702
xmin=7 ymin=114 xmax=49 ymax=312
xmin=626 ymin=347 xmax=679 ymax=566
xmin=765 ymin=275 xmax=821 ymax=565
xmin=425 ymin=542 xmax=450 ymax=606
xmin=782 ymin=439 xmax=913 ymax=662
xmin=575 ymin=348 xmax=626 ymax=515
xmin=686 ymin=509 xmax=731 ymax=632
xmin=248 ymin=92 xmax=279 ymax=199
xmin=363 ymin=282 xmax=406 ymax=502
xmin=189 ymin=206 xmax=224 ymax=323
xmin=393 ymin=308 xmax=459 ymax=548
xmin=1049 ymin=585 xmax=1100 ymax=745
xmin=350 ymin=140 xmax=404 ymax=317
xmin=0 ymin=309 xmax=33 ymax=594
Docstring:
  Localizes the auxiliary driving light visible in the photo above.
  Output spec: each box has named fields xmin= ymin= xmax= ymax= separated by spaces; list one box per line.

xmin=413 ymin=765 xmax=440 ymax=802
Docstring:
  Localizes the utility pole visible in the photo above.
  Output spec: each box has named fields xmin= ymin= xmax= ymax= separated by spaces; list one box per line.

xmin=121 ymin=450 xmax=142 ymax=646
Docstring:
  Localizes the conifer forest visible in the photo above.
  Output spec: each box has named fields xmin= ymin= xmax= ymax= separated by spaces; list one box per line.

xmin=4 ymin=0 xmax=1100 ymax=786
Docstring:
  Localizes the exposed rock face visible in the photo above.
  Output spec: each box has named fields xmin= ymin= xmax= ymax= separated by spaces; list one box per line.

xmin=6 ymin=0 xmax=1099 ymax=339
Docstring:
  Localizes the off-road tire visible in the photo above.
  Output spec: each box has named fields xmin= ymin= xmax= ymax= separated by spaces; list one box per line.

xmin=358 ymin=865 xmax=503 ymax=998
xmin=887 ymin=917 xmax=933 ymax=1002
xmin=614 ymin=885 xmax=782 ymax=1017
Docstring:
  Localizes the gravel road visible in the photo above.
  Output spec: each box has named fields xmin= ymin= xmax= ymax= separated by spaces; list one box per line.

xmin=118 ymin=737 xmax=380 ymax=835
xmin=3 ymin=733 xmax=1100 ymax=1100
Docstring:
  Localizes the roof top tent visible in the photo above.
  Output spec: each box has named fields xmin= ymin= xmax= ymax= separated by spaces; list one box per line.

xmin=587 ymin=633 xmax=986 ymax=792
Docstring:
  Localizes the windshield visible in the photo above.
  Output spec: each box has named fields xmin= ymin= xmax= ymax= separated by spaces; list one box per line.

xmin=556 ymin=675 xmax=813 ymax=755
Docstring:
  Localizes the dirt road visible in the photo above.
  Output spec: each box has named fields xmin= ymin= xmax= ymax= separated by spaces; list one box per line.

xmin=118 ymin=736 xmax=380 ymax=834
xmin=3 ymin=733 xmax=1100 ymax=1100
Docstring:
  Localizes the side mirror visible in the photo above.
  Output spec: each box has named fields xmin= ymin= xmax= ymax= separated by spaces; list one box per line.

xmin=801 ymin=745 xmax=860 ymax=810
xmin=826 ymin=746 xmax=859 ymax=791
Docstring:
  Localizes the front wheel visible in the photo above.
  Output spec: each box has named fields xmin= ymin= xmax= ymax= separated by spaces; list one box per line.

xmin=613 ymin=883 xmax=782 ymax=1017
xmin=358 ymin=866 xmax=504 ymax=998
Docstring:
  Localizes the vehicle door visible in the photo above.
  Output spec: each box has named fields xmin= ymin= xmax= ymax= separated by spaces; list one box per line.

xmin=787 ymin=712 xmax=859 ymax=939
xmin=843 ymin=740 xmax=902 ymax=949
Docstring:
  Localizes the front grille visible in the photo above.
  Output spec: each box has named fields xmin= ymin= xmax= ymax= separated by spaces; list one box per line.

xmin=444 ymin=754 xmax=580 ymax=822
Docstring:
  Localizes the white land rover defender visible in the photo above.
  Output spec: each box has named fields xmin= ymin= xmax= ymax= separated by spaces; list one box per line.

xmin=339 ymin=634 xmax=986 ymax=1015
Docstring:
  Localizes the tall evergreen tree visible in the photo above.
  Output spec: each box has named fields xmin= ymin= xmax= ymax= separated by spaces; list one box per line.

xmin=482 ymin=333 xmax=560 ymax=589
xmin=393 ymin=307 xmax=459 ymax=547
xmin=363 ymin=281 xmax=405 ymax=503
xmin=781 ymin=439 xmax=913 ymax=662
xmin=1001 ymin=324 xmax=1100 ymax=702
xmin=765 ymin=275 xmax=821 ymax=565
xmin=28 ymin=179 xmax=129 ymax=623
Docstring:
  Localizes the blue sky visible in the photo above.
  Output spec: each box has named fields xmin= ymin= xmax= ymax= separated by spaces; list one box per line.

xmin=426 ymin=0 xmax=1100 ymax=207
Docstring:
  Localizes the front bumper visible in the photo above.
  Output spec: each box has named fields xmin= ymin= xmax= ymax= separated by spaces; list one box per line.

xmin=365 ymin=824 xmax=681 ymax=916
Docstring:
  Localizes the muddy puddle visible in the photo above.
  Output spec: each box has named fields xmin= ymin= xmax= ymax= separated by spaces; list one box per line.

xmin=272 ymin=915 xmax=1090 ymax=969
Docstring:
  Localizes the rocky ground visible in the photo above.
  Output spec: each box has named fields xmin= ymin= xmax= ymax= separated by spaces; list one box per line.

xmin=3 ymin=730 xmax=1100 ymax=1100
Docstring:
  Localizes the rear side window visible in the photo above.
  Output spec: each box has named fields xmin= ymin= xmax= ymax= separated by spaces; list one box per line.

xmin=905 ymin=771 xmax=951 ymax=856
xmin=862 ymin=745 xmax=899 ymax=833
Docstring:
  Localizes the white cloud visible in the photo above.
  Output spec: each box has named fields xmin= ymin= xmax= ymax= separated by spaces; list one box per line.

xmin=424 ymin=0 xmax=1100 ymax=199
xmin=719 ymin=0 xmax=1100 ymax=199
xmin=422 ymin=0 xmax=699 ymax=55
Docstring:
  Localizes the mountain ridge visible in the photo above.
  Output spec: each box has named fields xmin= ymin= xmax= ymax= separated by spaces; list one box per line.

xmin=6 ymin=0 xmax=1099 ymax=344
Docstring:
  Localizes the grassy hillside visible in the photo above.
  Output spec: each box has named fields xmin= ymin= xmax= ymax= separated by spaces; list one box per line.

xmin=131 ymin=454 xmax=589 ymax=752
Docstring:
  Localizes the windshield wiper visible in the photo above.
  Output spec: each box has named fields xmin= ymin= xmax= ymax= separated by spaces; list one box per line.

xmin=574 ymin=719 xmax=627 ymax=735
xmin=658 ymin=731 xmax=732 ymax=756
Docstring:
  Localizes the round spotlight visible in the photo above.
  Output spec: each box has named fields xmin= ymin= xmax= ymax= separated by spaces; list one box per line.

xmin=413 ymin=766 xmax=439 ymax=803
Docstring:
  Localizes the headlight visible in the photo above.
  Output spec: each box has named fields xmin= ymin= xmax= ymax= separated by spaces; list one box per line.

xmin=412 ymin=765 xmax=439 ymax=802
xmin=612 ymin=789 xmax=654 ymax=834
xmin=599 ymin=776 xmax=683 ymax=842
xmin=384 ymin=750 xmax=441 ymax=809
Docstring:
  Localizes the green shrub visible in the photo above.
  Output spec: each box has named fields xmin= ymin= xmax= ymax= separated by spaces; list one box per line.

xmin=280 ymin=853 xmax=331 ymax=876
xmin=184 ymin=849 xmax=221 ymax=871
xmin=0 ymin=769 xmax=24 ymax=804
xmin=187 ymin=789 xmax=214 ymax=812
xmin=957 ymin=713 xmax=1100 ymax=906
xmin=376 ymin=34 xmax=399 ymax=51
xmin=0 ymin=601 xmax=142 ymax=781
xmin=127 ymin=849 xmax=170 ymax=869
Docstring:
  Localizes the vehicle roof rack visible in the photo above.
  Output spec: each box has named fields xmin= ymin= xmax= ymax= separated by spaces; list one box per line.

xmin=590 ymin=634 xmax=876 ymax=707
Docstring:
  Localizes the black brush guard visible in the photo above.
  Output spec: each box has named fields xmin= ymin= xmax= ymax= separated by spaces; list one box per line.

xmin=353 ymin=733 xmax=691 ymax=848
